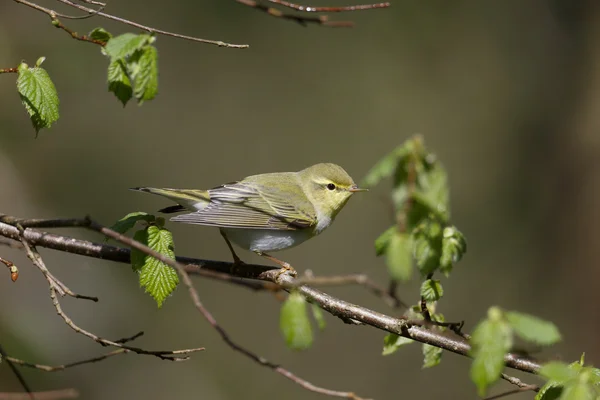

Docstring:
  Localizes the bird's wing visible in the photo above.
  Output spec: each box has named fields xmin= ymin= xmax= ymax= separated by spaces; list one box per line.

xmin=169 ymin=179 xmax=316 ymax=230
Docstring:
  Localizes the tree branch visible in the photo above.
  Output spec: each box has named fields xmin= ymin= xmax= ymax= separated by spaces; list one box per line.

xmin=13 ymin=0 xmax=249 ymax=48
xmin=0 ymin=344 xmax=33 ymax=399
xmin=0 ymin=216 xmax=543 ymax=376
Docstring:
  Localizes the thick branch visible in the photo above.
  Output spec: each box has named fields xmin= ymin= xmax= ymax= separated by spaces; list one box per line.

xmin=0 ymin=218 xmax=542 ymax=375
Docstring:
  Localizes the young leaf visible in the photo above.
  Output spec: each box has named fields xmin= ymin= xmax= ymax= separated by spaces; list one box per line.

xmin=107 ymin=59 xmax=133 ymax=106
xmin=108 ymin=212 xmax=155 ymax=236
xmin=420 ymin=279 xmax=443 ymax=302
xmin=469 ymin=307 xmax=513 ymax=396
xmin=535 ymin=383 xmax=563 ymax=400
xmin=130 ymin=226 xmax=179 ymax=307
xmin=539 ymin=362 xmax=578 ymax=383
xmin=412 ymin=221 xmax=443 ymax=275
xmin=104 ymin=33 xmax=152 ymax=61
xmin=361 ymin=144 xmax=411 ymax=188
xmin=375 ymin=226 xmax=396 ymax=256
xmin=88 ymin=27 xmax=112 ymax=42
xmin=440 ymin=226 xmax=467 ymax=276
xmin=386 ymin=232 xmax=413 ymax=281
xmin=505 ymin=311 xmax=561 ymax=346
xmin=382 ymin=333 xmax=413 ymax=356
xmin=422 ymin=344 xmax=443 ymax=368
xmin=310 ymin=303 xmax=326 ymax=331
xmin=280 ymin=291 xmax=313 ymax=351
xmin=415 ymin=162 xmax=449 ymax=221
xmin=16 ymin=62 xmax=59 ymax=134
xmin=560 ymin=381 xmax=595 ymax=400
xmin=132 ymin=45 xmax=158 ymax=103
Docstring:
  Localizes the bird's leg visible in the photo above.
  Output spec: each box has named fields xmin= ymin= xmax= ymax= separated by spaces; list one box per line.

xmin=255 ymin=251 xmax=297 ymax=278
xmin=219 ymin=229 xmax=245 ymax=265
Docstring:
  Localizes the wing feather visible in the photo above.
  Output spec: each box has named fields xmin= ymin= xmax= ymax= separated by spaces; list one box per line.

xmin=170 ymin=181 xmax=315 ymax=230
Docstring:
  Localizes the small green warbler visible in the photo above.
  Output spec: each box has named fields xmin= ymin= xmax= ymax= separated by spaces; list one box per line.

xmin=131 ymin=163 xmax=366 ymax=271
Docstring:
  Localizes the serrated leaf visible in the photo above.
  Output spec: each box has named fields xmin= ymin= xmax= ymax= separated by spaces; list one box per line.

xmin=415 ymin=161 xmax=449 ymax=221
xmin=539 ymin=362 xmax=578 ymax=383
xmin=535 ymin=383 xmax=563 ymax=400
xmin=132 ymin=45 xmax=158 ymax=103
xmin=107 ymin=59 xmax=132 ymax=106
xmin=412 ymin=221 xmax=443 ymax=275
xmin=422 ymin=344 xmax=443 ymax=368
xmin=440 ymin=226 xmax=467 ymax=276
xmin=469 ymin=308 xmax=513 ymax=397
xmin=382 ymin=333 xmax=413 ymax=356
xmin=505 ymin=311 xmax=561 ymax=346
xmin=88 ymin=27 xmax=112 ymax=42
xmin=16 ymin=63 xmax=59 ymax=134
xmin=385 ymin=232 xmax=413 ymax=281
xmin=310 ymin=303 xmax=326 ymax=331
xmin=560 ymin=381 xmax=595 ymax=400
xmin=280 ymin=291 xmax=313 ymax=351
xmin=361 ymin=144 xmax=411 ymax=188
xmin=420 ymin=279 xmax=443 ymax=302
xmin=104 ymin=33 xmax=152 ymax=61
xmin=130 ymin=226 xmax=179 ymax=307
xmin=108 ymin=212 xmax=155 ymax=237
xmin=375 ymin=226 xmax=396 ymax=256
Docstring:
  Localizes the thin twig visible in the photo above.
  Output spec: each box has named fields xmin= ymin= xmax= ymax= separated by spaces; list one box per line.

xmin=266 ymin=0 xmax=390 ymax=12
xmin=13 ymin=0 xmax=249 ymax=48
xmin=235 ymin=0 xmax=354 ymax=27
xmin=5 ymin=349 xmax=128 ymax=372
xmin=0 ymin=216 xmax=544 ymax=375
xmin=0 ymin=344 xmax=33 ymax=399
xmin=484 ymin=374 xmax=539 ymax=400
xmin=0 ymin=389 xmax=78 ymax=400
xmin=50 ymin=17 xmax=107 ymax=45
xmin=0 ymin=68 xmax=19 ymax=74
xmin=15 ymin=234 xmax=204 ymax=361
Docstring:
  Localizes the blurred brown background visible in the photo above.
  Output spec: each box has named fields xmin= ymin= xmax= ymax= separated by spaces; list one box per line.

xmin=1 ymin=1 xmax=599 ymax=399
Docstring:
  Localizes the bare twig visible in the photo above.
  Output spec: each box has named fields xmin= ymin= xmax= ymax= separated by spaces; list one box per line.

xmin=0 ymin=255 xmax=19 ymax=282
xmin=0 ymin=216 xmax=544 ymax=375
xmin=50 ymin=17 xmax=107 ymax=45
xmin=13 ymin=0 xmax=249 ymax=48
xmin=5 ymin=349 xmax=128 ymax=372
xmin=235 ymin=0 xmax=354 ymax=27
xmin=0 ymin=389 xmax=78 ymax=400
xmin=266 ymin=0 xmax=390 ymax=12
xmin=483 ymin=374 xmax=539 ymax=400
xmin=0 ymin=344 xmax=33 ymax=399
xmin=14 ymin=233 xmax=204 ymax=361
xmin=0 ymin=68 xmax=19 ymax=74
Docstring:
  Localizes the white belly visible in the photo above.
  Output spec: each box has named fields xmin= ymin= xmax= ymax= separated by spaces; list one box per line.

xmin=222 ymin=228 xmax=312 ymax=252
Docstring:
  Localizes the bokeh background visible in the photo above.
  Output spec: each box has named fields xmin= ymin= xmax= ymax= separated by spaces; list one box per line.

xmin=1 ymin=1 xmax=599 ymax=399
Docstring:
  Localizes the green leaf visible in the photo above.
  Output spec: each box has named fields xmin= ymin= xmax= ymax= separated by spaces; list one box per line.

xmin=88 ymin=27 xmax=112 ymax=42
xmin=439 ymin=226 xmax=467 ymax=276
xmin=280 ymin=291 xmax=313 ymax=351
xmin=385 ymin=232 xmax=413 ymax=281
xmin=130 ymin=226 xmax=179 ymax=307
xmin=420 ymin=279 xmax=443 ymax=302
xmin=361 ymin=144 xmax=411 ymax=188
xmin=104 ymin=33 xmax=152 ymax=61
xmin=382 ymin=333 xmax=413 ymax=356
xmin=505 ymin=311 xmax=561 ymax=346
xmin=375 ymin=226 xmax=396 ymax=256
xmin=412 ymin=220 xmax=443 ymax=275
xmin=415 ymin=161 xmax=449 ymax=221
xmin=560 ymin=381 xmax=595 ymax=400
xmin=16 ymin=62 xmax=59 ymax=134
xmin=131 ymin=45 xmax=158 ymax=103
xmin=539 ymin=362 xmax=578 ymax=383
xmin=310 ymin=303 xmax=326 ymax=331
xmin=469 ymin=307 xmax=513 ymax=396
xmin=422 ymin=344 xmax=443 ymax=368
xmin=535 ymin=383 xmax=563 ymax=400
xmin=108 ymin=212 xmax=155 ymax=237
xmin=107 ymin=59 xmax=133 ymax=106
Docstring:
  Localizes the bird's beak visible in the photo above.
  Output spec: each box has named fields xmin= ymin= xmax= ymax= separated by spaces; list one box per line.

xmin=348 ymin=185 xmax=368 ymax=193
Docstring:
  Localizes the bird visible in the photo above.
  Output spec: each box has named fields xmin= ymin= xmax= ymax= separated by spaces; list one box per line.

xmin=130 ymin=163 xmax=367 ymax=273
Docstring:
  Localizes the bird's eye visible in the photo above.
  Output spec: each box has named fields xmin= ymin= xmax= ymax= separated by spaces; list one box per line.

xmin=327 ymin=183 xmax=336 ymax=191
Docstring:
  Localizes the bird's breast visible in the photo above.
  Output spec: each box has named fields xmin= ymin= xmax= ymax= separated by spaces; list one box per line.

xmin=222 ymin=228 xmax=313 ymax=253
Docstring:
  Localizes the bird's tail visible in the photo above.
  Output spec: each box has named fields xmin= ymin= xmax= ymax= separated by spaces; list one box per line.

xmin=129 ymin=187 xmax=209 ymax=213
